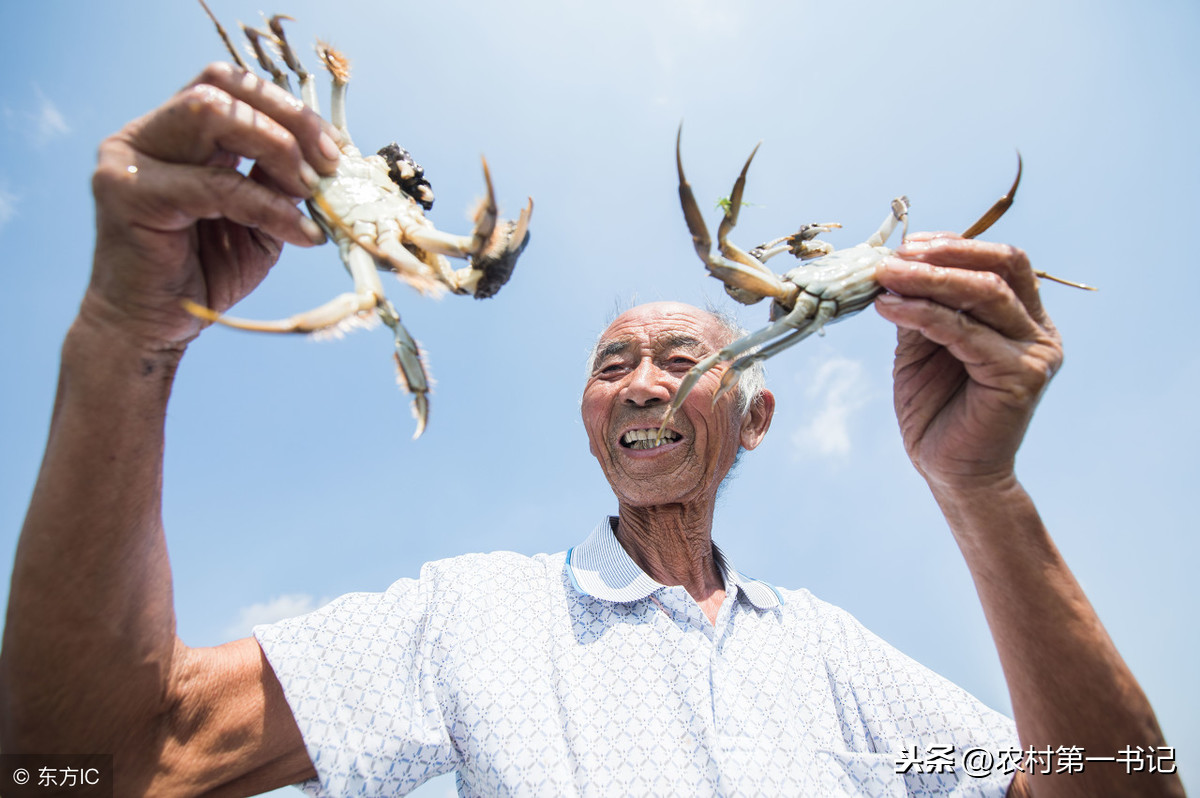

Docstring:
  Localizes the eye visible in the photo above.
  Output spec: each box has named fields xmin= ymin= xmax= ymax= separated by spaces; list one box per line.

xmin=596 ymin=362 xmax=628 ymax=377
xmin=667 ymin=356 xmax=696 ymax=371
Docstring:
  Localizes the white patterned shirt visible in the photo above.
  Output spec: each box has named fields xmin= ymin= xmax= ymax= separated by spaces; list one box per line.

xmin=255 ymin=518 xmax=1019 ymax=797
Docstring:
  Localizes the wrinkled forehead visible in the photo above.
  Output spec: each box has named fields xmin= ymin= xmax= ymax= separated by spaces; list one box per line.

xmin=592 ymin=303 xmax=728 ymax=360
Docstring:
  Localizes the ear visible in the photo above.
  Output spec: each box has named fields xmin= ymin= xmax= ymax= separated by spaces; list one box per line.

xmin=739 ymin=389 xmax=775 ymax=451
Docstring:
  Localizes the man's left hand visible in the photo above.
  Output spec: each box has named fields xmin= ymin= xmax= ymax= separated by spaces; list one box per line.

xmin=873 ymin=233 xmax=1064 ymax=492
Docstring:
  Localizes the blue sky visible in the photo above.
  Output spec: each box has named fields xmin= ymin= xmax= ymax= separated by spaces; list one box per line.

xmin=1 ymin=1 xmax=1196 ymax=795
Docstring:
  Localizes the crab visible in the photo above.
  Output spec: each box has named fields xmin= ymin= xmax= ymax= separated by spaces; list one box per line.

xmin=183 ymin=2 xmax=533 ymax=438
xmin=659 ymin=128 xmax=1092 ymax=439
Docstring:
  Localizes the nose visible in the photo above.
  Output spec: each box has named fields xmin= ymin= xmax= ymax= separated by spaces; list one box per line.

xmin=620 ymin=358 xmax=671 ymax=407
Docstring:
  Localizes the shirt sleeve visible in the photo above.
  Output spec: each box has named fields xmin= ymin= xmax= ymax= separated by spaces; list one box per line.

xmin=254 ymin=574 xmax=461 ymax=798
xmin=814 ymin=595 xmax=1021 ymax=796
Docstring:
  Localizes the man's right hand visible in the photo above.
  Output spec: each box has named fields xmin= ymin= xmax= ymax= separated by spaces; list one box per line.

xmin=85 ymin=62 xmax=340 ymax=349
xmin=0 ymin=63 xmax=336 ymax=794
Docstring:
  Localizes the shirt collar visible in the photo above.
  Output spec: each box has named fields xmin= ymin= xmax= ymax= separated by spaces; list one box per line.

xmin=566 ymin=517 xmax=783 ymax=609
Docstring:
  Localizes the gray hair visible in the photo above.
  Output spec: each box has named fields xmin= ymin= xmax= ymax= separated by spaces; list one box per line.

xmin=585 ymin=304 xmax=767 ymax=417
xmin=704 ymin=306 xmax=767 ymax=416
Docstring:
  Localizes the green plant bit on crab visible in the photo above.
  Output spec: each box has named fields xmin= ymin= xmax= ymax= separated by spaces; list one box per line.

xmin=657 ymin=128 xmax=1094 ymax=444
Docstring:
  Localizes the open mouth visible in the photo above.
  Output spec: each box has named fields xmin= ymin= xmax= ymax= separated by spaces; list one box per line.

xmin=620 ymin=428 xmax=681 ymax=450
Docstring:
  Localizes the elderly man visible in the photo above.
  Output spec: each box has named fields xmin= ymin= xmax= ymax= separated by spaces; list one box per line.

xmin=0 ymin=64 xmax=1181 ymax=798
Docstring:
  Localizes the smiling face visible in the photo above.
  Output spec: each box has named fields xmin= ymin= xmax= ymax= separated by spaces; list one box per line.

xmin=581 ymin=302 xmax=773 ymax=510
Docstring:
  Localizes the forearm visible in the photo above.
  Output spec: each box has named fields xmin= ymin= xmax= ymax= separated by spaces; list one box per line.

xmin=1 ymin=309 xmax=184 ymax=755
xmin=932 ymin=477 xmax=1182 ymax=797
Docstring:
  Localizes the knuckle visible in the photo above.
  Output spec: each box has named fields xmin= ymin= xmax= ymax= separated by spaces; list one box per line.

xmin=1019 ymin=347 xmax=1061 ymax=394
xmin=1004 ymin=243 xmax=1030 ymax=266
xmin=92 ymin=138 xmax=136 ymax=199
xmin=999 ymin=243 xmax=1031 ymax=275
xmin=951 ymin=307 xmax=976 ymax=335
xmin=177 ymin=83 xmax=234 ymax=121
xmin=976 ymin=269 xmax=1006 ymax=291
xmin=196 ymin=61 xmax=240 ymax=87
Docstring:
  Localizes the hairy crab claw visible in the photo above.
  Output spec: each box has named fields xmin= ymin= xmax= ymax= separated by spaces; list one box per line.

xmin=190 ymin=2 xmax=533 ymax=439
xmin=657 ymin=137 xmax=1096 ymax=446
xmin=622 ymin=428 xmax=682 ymax=451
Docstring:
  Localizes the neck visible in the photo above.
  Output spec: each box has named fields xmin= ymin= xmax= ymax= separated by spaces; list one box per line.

xmin=615 ymin=502 xmax=725 ymax=620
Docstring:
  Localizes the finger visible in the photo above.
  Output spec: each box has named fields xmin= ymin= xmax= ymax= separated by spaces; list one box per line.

xmin=123 ymin=83 xmax=318 ymax=201
xmin=183 ymin=63 xmax=341 ymax=174
xmin=875 ymin=293 xmax=1061 ymax=400
xmin=902 ymin=230 xmax=960 ymax=244
xmin=95 ymin=144 xmax=325 ymax=249
xmin=876 ymin=256 xmax=1042 ymax=342
xmin=246 ymin=160 xmax=305 ymax=202
xmin=893 ymin=236 xmax=1046 ymax=323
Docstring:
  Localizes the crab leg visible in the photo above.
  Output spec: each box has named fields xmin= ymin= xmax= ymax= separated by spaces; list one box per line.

xmin=374 ymin=297 xmax=430 ymax=439
xmin=664 ymin=193 xmax=907 ymax=427
xmin=241 ymin=25 xmax=291 ymax=91
xmin=265 ymin=15 xmax=319 ymax=114
xmin=184 ymin=241 xmax=431 ymax=437
xmin=749 ymin=223 xmax=842 ymax=263
xmin=656 ymin=291 xmax=826 ymax=438
xmin=401 ymin=162 xmax=532 ymax=268
xmin=401 ymin=158 xmax=499 ymax=260
xmin=398 ymin=165 xmax=533 ymax=297
xmin=677 ymin=128 xmax=793 ymax=306
xmin=867 ymin=197 xmax=909 ymax=247
xmin=182 ymin=238 xmax=385 ymax=335
xmin=959 ymin=154 xmax=1095 ymax=290
xmin=961 ymin=153 xmax=1021 ymax=240
xmin=336 ymin=245 xmax=430 ymax=437
xmin=711 ymin=301 xmax=840 ymax=403
xmin=316 ymin=44 xmax=350 ymax=135
xmin=197 ymin=0 xmax=249 ymax=71
xmin=714 ymin=140 xmax=761 ymax=266
xmin=308 ymin=194 xmax=444 ymax=296
xmin=181 ymin=291 xmax=378 ymax=334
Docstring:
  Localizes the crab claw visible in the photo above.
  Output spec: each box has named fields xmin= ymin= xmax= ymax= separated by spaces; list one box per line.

xmin=712 ymin=368 xmax=741 ymax=406
xmin=676 ymin=126 xmax=792 ymax=306
xmin=962 ymin=153 xmax=1021 ymax=240
xmin=715 ymin=140 xmax=761 ymax=252
xmin=960 ymin=153 xmax=1095 ymax=290
xmin=468 ymin=158 xmax=533 ymax=299
xmin=403 ymin=362 xmax=430 ymax=440
xmin=377 ymin=299 xmax=431 ymax=439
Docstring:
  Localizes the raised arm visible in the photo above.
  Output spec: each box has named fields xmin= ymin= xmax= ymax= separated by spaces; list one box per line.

xmin=0 ymin=64 xmax=338 ymax=795
xmin=874 ymin=235 xmax=1183 ymax=798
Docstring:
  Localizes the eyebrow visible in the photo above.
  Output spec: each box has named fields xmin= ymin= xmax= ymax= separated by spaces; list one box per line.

xmin=658 ymin=334 xmax=707 ymax=355
xmin=594 ymin=339 xmax=631 ymax=361
xmin=592 ymin=334 xmax=709 ymax=364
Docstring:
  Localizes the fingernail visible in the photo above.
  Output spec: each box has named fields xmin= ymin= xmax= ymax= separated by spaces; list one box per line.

xmin=319 ymin=130 xmax=342 ymax=161
xmin=876 ymin=292 xmax=903 ymax=305
xmin=299 ymin=160 xmax=321 ymax=191
xmin=300 ymin=215 xmax=326 ymax=245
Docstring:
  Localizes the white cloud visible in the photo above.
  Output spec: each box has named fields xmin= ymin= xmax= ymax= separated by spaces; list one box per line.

xmin=225 ymin=593 xmax=329 ymax=638
xmin=6 ymin=87 xmax=70 ymax=147
xmin=34 ymin=87 xmax=69 ymax=143
xmin=790 ymin=356 xmax=871 ymax=459
xmin=0 ymin=184 xmax=16 ymax=232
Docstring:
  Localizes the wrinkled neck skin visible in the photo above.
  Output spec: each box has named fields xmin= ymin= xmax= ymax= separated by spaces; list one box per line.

xmin=615 ymin=499 xmax=724 ymax=618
